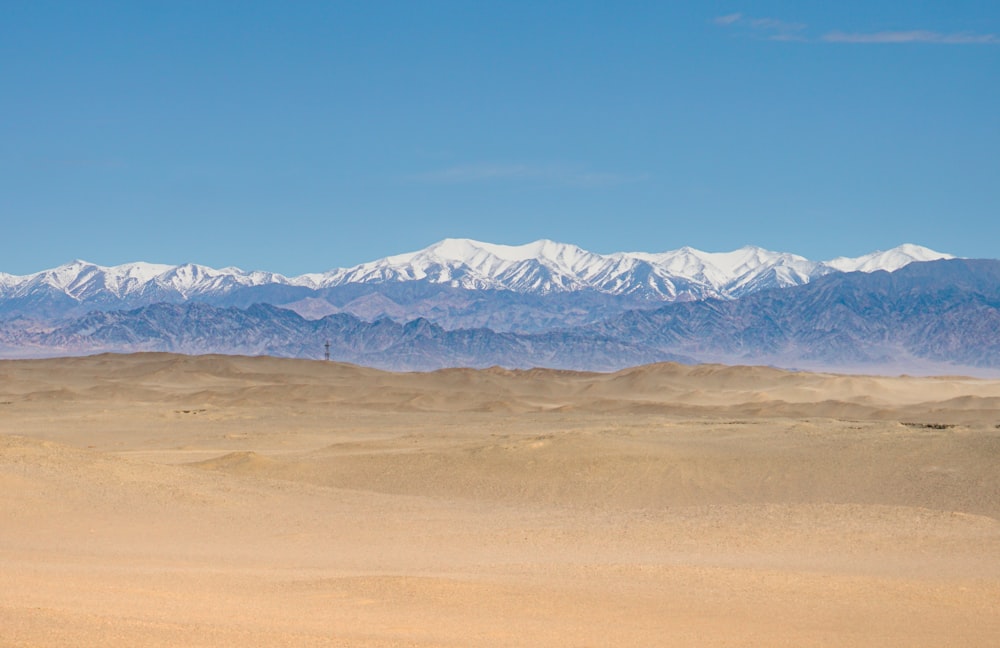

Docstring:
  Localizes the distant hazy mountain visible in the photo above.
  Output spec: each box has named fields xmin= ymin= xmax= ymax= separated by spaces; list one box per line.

xmin=12 ymin=302 xmax=686 ymax=371
xmin=0 ymin=239 xmax=952 ymax=330
xmin=584 ymin=258 xmax=1000 ymax=373
xmin=4 ymin=259 xmax=998 ymax=376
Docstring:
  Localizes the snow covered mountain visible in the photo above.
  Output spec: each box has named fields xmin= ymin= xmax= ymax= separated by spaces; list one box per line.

xmin=0 ymin=259 xmax=291 ymax=302
xmin=312 ymin=239 xmax=833 ymax=300
xmin=0 ymin=240 xmax=953 ymax=321
xmin=7 ymin=259 xmax=999 ymax=375
xmin=3 ymin=243 xmax=993 ymax=372
xmin=309 ymin=238 xmax=948 ymax=299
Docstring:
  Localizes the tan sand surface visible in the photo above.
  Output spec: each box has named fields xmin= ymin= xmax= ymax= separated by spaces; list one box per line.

xmin=2 ymin=352 xmax=999 ymax=646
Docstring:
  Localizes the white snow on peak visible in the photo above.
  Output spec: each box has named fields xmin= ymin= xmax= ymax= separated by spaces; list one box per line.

xmin=824 ymin=244 xmax=953 ymax=273
xmin=103 ymin=261 xmax=176 ymax=283
xmin=628 ymin=245 xmax=815 ymax=290
xmin=315 ymin=238 xmax=609 ymax=293
xmin=437 ymin=238 xmax=553 ymax=262
xmin=309 ymin=238 xmax=956 ymax=300
xmin=0 ymin=240 xmax=960 ymax=307
xmin=0 ymin=259 xmax=294 ymax=301
xmin=377 ymin=238 xmax=595 ymax=269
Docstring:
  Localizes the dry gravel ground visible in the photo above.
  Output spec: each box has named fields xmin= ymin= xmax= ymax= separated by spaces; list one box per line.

xmin=2 ymin=353 xmax=999 ymax=646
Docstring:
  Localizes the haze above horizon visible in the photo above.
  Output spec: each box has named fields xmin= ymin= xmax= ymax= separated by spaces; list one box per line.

xmin=3 ymin=1 xmax=998 ymax=275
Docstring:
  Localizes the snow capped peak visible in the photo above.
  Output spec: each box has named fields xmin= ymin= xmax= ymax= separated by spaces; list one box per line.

xmin=315 ymin=239 xmax=901 ymax=300
xmin=419 ymin=238 xmax=590 ymax=264
xmin=824 ymin=244 xmax=953 ymax=273
xmin=317 ymin=238 xmax=608 ymax=293
xmin=32 ymin=260 xmax=100 ymax=293
xmin=112 ymin=261 xmax=177 ymax=282
xmin=0 ymin=240 xmax=962 ymax=315
xmin=419 ymin=238 xmax=490 ymax=261
xmin=0 ymin=258 xmax=293 ymax=303
xmin=314 ymin=239 xmax=958 ymax=298
xmin=29 ymin=260 xmax=174 ymax=289
xmin=622 ymin=245 xmax=813 ymax=294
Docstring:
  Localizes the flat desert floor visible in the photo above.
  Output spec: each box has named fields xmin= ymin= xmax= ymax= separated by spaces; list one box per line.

xmin=2 ymin=353 xmax=999 ymax=647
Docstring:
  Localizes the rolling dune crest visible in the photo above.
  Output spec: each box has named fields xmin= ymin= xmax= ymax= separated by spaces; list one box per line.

xmin=2 ymin=353 xmax=999 ymax=646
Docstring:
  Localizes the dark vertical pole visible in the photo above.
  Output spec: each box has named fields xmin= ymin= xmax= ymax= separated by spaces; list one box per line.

xmin=324 ymin=340 xmax=331 ymax=361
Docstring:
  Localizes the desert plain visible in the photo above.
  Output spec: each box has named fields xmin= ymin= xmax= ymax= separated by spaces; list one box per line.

xmin=1 ymin=352 xmax=999 ymax=647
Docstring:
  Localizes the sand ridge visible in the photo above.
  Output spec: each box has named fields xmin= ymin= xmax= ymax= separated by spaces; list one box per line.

xmin=2 ymin=353 xmax=999 ymax=646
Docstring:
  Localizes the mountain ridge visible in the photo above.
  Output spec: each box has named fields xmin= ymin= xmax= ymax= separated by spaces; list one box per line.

xmin=4 ymin=258 xmax=998 ymax=377
xmin=0 ymin=240 xmax=954 ymax=326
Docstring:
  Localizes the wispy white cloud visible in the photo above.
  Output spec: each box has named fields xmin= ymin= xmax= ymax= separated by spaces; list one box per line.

xmin=822 ymin=30 xmax=998 ymax=44
xmin=712 ymin=13 xmax=807 ymax=41
xmin=714 ymin=13 xmax=743 ymax=26
xmin=411 ymin=163 xmax=648 ymax=188
xmin=715 ymin=13 xmax=998 ymax=45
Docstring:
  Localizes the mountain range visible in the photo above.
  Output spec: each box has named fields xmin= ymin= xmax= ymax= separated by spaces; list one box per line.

xmin=0 ymin=239 xmax=951 ymax=331
xmin=1 ymin=240 xmax=997 ymax=377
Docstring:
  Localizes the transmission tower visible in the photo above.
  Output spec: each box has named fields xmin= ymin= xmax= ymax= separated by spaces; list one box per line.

xmin=324 ymin=340 xmax=331 ymax=362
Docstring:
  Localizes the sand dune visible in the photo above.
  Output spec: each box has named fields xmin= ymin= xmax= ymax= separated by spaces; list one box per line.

xmin=2 ymin=353 xmax=999 ymax=646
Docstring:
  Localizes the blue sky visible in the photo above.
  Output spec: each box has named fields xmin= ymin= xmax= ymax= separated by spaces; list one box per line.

xmin=2 ymin=1 xmax=998 ymax=275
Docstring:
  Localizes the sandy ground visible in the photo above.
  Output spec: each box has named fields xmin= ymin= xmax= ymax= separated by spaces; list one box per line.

xmin=2 ymin=353 xmax=999 ymax=646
